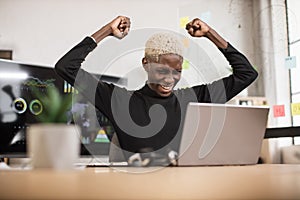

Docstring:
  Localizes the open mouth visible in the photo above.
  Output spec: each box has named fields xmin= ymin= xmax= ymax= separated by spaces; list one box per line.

xmin=160 ymin=84 xmax=174 ymax=92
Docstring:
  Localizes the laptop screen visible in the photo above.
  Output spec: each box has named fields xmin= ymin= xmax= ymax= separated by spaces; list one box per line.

xmin=178 ymin=103 xmax=269 ymax=166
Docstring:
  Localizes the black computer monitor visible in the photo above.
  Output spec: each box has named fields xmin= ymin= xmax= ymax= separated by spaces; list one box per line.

xmin=0 ymin=59 xmax=126 ymax=158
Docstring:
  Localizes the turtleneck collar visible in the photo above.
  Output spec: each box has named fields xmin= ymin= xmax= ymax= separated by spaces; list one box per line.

xmin=138 ymin=83 xmax=174 ymax=99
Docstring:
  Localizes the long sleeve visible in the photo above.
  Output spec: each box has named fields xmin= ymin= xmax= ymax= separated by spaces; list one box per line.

xmin=54 ymin=37 xmax=115 ymax=118
xmin=55 ymin=37 xmax=97 ymax=86
xmin=192 ymin=43 xmax=258 ymax=103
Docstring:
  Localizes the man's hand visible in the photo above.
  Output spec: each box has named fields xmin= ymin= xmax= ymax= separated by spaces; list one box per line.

xmin=108 ymin=16 xmax=131 ymax=39
xmin=185 ymin=18 xmax=210 ymax=37
xmin=185 ymin=18 xmax=227 ymax=49
xmin=91 ymin=16 xmax=131 ymax=43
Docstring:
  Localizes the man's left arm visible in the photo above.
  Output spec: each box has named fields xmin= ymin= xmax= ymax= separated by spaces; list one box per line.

xmin=186 ymin=18 xmax=258 ymax=102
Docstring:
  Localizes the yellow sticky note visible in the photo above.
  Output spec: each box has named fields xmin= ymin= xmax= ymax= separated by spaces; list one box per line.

xmin=180 ymin=16 xmax=189 ymax=28
xmin=253 ymin=65 xmax=258 ymax=71
xmin=291 ymin=102 xmax=300 ymax=116
xmin=183 ymin=59 xmax=190 ymax=70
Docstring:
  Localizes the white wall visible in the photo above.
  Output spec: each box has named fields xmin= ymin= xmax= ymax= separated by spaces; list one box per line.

xmin=0 ymin=0 xmax=292 ymax=112
xmin=0 ymin=0 xmax=294 ymax=121
xmin=0 ymin=0 xmax=255 ymax=90
xmin=252 ymin=0 xmax=291 ymax=128
xmin=288 ymin=0 xmax=300 ymax=126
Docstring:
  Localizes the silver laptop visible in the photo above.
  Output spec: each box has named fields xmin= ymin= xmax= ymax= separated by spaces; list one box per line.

xmin=178 ymin=103 xmax=269 ymax=166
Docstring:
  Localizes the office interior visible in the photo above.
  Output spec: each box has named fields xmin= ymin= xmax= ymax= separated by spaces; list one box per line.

xmin=0 ymin=0 xmax=300 ymax=164
xmin=1 ymin=1 xmax=300 ymax=199
xmin=0 ymin=0 xmax=300 ymax=166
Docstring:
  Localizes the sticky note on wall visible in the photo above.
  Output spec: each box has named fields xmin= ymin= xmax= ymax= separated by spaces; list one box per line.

xmin=182 ymin=59 xmax=190 ymax=70
xmin=273 ymin=105 xmax=285 ymax=117
xmin=180 ymin=16 xmax=189 ymax=28
xmin=291 ymin=102 xmax=300 ymax=116
xmin=285 ymin=56 xmax=297 ymax=69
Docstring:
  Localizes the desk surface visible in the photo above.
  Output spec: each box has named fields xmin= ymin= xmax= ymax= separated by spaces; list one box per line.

xmin=1 ymin=164 xmax=300 ymax=199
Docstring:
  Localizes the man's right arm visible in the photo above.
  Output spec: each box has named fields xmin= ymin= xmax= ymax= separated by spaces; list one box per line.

xmin=55 ymin=36 xmax=97 ymax=86
xmin=54 ymin=16 xmax=131 ymax=115
xmin=55 ymin=36 xmax=116 ymax=117
xmin=55 ymin=15 xmax=131 ymax=85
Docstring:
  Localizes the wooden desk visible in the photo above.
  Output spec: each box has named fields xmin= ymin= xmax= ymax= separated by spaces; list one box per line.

xmin=0 ymin=164 xmax=300 ymax=199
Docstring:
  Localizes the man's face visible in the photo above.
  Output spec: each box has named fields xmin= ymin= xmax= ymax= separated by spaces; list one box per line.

xmin=144 ymin=54 xmax=183 ymax=97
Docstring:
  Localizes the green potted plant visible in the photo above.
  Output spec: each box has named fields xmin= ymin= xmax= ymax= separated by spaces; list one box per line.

xmin=27 ymin=86 xmax=81 ymax=169
xmin=32 ymin=86 xmax=73 ymax=123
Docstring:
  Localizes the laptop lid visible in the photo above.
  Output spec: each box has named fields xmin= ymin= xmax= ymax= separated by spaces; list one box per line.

xmin=178 ymin=103 xmax=269 ymax=166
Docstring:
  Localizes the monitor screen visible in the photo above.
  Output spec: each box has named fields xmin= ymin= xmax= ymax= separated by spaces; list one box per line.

xmin=0 ymin=59 xmax=126 ymax=158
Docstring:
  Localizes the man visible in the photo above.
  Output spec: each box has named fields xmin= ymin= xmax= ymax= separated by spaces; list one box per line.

xmin=55 ymin=16 xmax=258 ymax=160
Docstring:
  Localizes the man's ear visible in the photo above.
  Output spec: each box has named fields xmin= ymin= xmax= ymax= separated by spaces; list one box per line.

xmin=142 ymin=57 xmax=149 ymax=72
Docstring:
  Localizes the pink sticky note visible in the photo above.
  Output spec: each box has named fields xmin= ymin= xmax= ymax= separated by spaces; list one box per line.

xmin=273 ymin=105 xmax=285 ymax=117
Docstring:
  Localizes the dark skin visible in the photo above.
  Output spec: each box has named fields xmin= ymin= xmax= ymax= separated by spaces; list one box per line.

xmin=91 ymin=16 xmax=228 ymax=97
xmin=142 ymin=54 xmax=183 ymax=97
xmin=185 ymin=18 xmax=228 ymax=49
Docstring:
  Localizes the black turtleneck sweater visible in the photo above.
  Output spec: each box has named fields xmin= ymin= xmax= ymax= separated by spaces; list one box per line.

xmin=55 ymin=37 xmax=258 ymax=158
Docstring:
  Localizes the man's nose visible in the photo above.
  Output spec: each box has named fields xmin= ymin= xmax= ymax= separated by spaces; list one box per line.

xmin=163 ymin=73 xmax=174 ymax=83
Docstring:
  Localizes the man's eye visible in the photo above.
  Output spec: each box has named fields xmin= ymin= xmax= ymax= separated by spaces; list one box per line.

xmin=157 ymin=69 xmax=169 ymax=74
xmin=173 ymin=70 xmax=182 ymax=75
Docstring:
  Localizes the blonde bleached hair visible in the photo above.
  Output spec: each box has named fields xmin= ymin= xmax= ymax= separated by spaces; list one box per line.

xmin=144 ymin=32 xmax=184 ymax=62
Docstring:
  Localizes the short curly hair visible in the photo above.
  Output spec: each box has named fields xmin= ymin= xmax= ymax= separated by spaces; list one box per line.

xmin=144 ymin=32 xmax=184 ymax=62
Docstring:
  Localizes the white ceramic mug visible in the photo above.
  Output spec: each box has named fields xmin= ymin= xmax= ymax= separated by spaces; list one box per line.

xmin=27 ymin=124 xmax=80 ymax=170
